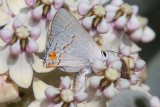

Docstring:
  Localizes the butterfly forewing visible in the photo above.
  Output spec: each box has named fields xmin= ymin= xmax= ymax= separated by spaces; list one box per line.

xmin=45 ymin=9 xmax=102 ymax=72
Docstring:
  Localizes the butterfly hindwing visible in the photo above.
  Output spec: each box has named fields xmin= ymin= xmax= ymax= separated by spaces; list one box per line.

xmin=44 ymin=9 xmax=102 ymax=72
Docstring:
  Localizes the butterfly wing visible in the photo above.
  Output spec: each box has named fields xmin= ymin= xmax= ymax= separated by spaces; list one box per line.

xmin=44 ymin=9 xmax=102 ymax=72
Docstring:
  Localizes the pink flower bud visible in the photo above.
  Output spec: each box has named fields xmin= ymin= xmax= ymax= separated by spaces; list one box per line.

xmin=90 ymin=0 xmax=101 ymax=6
xmin=109 ymin=60 xmax=122 ymax=70
xmin=74 ymin=92 xmax=88 ymax=103
xmin=115 ymin=15 xmax=127 ymax=29
xmin=106 ymin=54 xmax=120 ymax=65
xmin=0 ymin=29 xmax=13 ymax=43
xmin=132 ymin=5 xmax=139 ymax=15
xmin=141 ymin=26 xmax=155 ymax=43
xmin=134 ymin=59 xmax=146 ymax=72
xmin=129 ymin=74 xmax=138 ymax=85
xmin=25 ymin=0 xmax=36 ymax=7
xmin=54 ymin=0 xmax=65 ymax=9
xmin=103 ymin=83 xmax=115 ymax=99
xmin=31 ymin=5 xmax=43 ymax=20
xmin=97 ymin=18 xmax=109 ymax=34
xmin=111 ymin=0 xmax=124 ymax=6
xmin=12 ymin=18 xmax=23 ymax=31
xmin=10 ymin=40 xmax=21 ymax=55
xmin=150 ymin=96 xmax=160 ymax=107
xmin=30 ymin=27 xmax=41 ymax=40
xmin=116 ymin=78 xmax=130 ymax=90
xmin=26 ymin=38 xmax=39 ymax=54
xmin=77 ymin=1 xmax=91 ymax=16
xmin=130 ymin=28 xmax=143 ymax=42
xmin=105 ymin=5 xmax=119 ymax=12
xmin=89 ymin=76 xmax=102 ymax=89
xmin=60 ymin=76 xmax=71 ymax=89
xmin=127 ymin=15 xmax=140 ymax=31
xmin=81 ymin=16 xmax=94 ymax=30
xmin=120 ymin=46 xmax=131 ymax=56
xmin=92 ymin=59 xmax=106 ymax=73
xmin=45 ymin=86 xmax=60 ymax=100
xmin=47 ymin=6 xmax=57 ymax=21
xmin=106 ymin=11 xmax=116 ymax=22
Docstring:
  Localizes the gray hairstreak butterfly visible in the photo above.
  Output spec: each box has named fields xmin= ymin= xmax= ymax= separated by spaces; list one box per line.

xmin=43 ymin=8 xmax=107 ymax=92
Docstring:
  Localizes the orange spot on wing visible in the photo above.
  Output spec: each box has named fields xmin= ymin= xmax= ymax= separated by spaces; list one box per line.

xmin=49 ymin=51 xmax=57 ymax=60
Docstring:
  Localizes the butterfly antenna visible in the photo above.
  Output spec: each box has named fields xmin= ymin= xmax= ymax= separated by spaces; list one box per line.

xmin=105 ymin=50 xmax=133 ymax=58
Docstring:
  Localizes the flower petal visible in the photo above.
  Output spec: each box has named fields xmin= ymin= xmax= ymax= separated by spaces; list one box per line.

xmin=10 ymin=40 xmax=21 ymax=55
xmin=33 ymin=77 xmax=48 ymax=100
xmin=111 ymin=0 xmax=123 ymax=6
xmin=60 ymin=76 xmax=71 ymax=89
xmin=36 ymin=20 xmax=48 ymax=52
xmin=77 ymin=1 xmax=91 ymax=16
xmin=129 ymin=74 xmax=138 ymax=85
xmin=120 ymin=46 xmax=131 ymax=56
xmin=134 ymin=59 xmax=146 ymax=72
xmin=127 ymin=15 xmax=140 ymax=31
xmin=9 ymin=52 xmax=33 ymax=88
xmin=54 ymin=0 xmax=65 ymax=9
xmin=103 ymin=83 xmax=115 ymax=99
xmin=89 ymin=76 xmax=102 ymax=89
xmin=45 ymin=86 xmax=59 ymax=100
xmin=115 ymin=15 xmax=127 ymax=29
xmin=30 ymin=27 xmax=41 ymax=40
xmin=109 ymin=60 xmax=122 ymax=70
xmin=25 ymin=0 xmax=36 ymax=7
xmin=130 ymin=28 xmax=143 ymax=42
xmin=106 ymin=54 xmax=120 ymax=65
xmin=26 ymin=38 xmax=39 ymax=54
xmin=29 ymin=54 xmax=55 ymax=73
xmin=47 ymin=6 xmax=57 ymax=21
xmin=74 ymin=92 xmax=88 ymax=103
xmin=0 ymin=10 xmax=12 ymax=27
xmin=106 ymin=11 xmax=116 ymax=22
xmin=31 ymin=5 xmax=43 ymax=20
xmin=90 ymin=0 xmax=101 ymax=6
xmin=0 ymin=46 xmax=10 ymax=74
xmin=141 ymin=26 xmax=155 ymax=43
xmin=0 ymin=29 xmax=13 ymax=43
xmin=12 ymin=18 xmax=23 ymax=31
xmin=81 ymin=16 xmax=94 ymax=30
xmin=97 ymin=18 xmax=109 ymax=34
xmin=116 ymin=78 xmax=130 ymax=90
xmin=7 ymin=0 xmax=27 ymax=15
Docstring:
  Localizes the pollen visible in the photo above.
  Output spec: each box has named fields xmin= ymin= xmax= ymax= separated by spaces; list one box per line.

xmin=49 ymin=51 xmax=57 ymax=60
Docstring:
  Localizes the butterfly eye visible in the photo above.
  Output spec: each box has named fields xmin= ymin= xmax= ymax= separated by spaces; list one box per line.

xmin=48 ymin=51 xmax=57 ymax=60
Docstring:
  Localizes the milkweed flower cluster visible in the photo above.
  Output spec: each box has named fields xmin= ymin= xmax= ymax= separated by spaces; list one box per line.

xmin=0 ymin=0 xmax=159 ymax=107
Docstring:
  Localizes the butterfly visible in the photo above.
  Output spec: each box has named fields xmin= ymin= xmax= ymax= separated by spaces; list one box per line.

xmin=43 ymin=8 xmax=107 ymax=92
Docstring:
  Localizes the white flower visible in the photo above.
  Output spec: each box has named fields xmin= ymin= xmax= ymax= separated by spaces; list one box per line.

xmin=105 ymin=0 xmax=140 ymax=31
xmin=77 ymin=0 xmax=109 ymax=34
xmin=0 ymin=18 xmax=54 ymax=88
xmin=29 ymin=77 xmax=88 ymax=107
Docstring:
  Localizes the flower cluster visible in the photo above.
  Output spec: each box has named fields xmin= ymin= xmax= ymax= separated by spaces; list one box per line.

xmin=0 ymin=0 xmax=159 ymax=107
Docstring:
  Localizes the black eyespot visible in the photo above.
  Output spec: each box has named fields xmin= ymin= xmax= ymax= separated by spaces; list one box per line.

xmin=102 ymin=51 xmax=107 ymax=57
